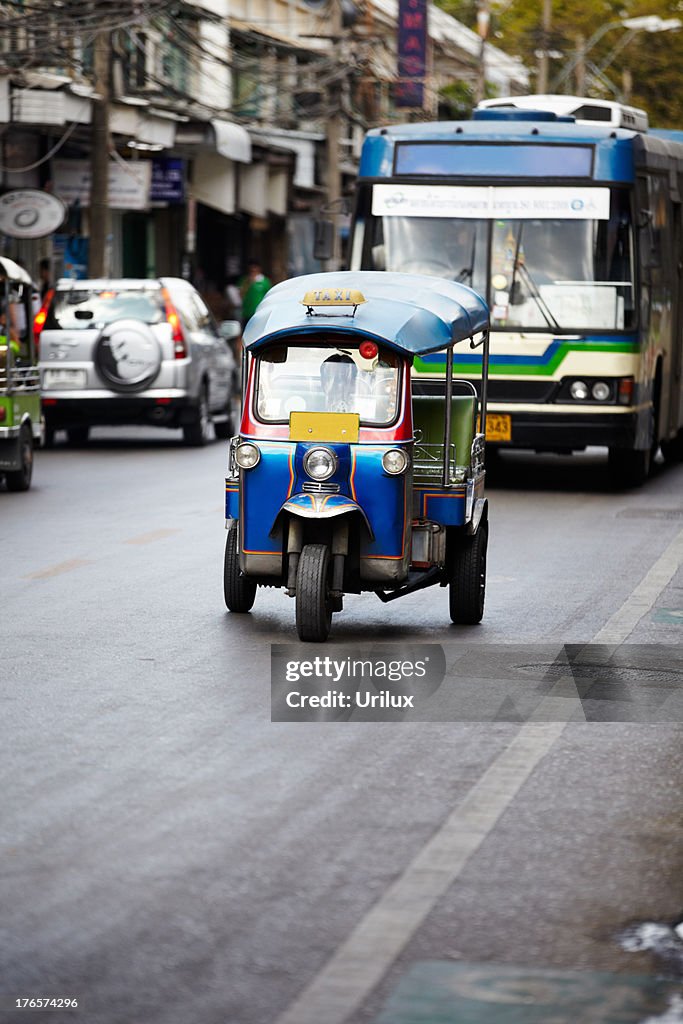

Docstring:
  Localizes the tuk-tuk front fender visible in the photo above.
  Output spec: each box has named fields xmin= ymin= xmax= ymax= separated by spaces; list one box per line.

xmin=271 ymin=492 xmax=374 ymax=541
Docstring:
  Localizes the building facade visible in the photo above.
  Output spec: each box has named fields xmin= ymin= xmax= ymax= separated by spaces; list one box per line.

xmin=0 ymin=0 xmax=528 ymax=302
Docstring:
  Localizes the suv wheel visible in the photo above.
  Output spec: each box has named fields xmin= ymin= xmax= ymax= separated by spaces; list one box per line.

xmin=66 ymin=426 xmax=90 ymax=446
xmin=183 ymin=384 xmax=213 ymax=446
xmin=214 ymin=395 xmax=237 ymax=440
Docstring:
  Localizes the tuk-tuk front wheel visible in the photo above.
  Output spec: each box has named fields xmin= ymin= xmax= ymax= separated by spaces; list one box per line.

xmin=449 ymin=522 xmax=488 ymax=624
xmin=224 ymin=523 xmax=256 ymax=613
xmin=5 ymin=424 xmax=33 ymax=492
xmin=296 ymin=544 xmax=333 ymax=642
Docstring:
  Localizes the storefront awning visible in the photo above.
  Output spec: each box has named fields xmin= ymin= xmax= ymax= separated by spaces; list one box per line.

xmin=192 ymin=152 xmax=236 ymax=216
xmin=238 ymin=163 xmax=290 ymax=216
xmin=248 ymin=129 xmax=322 ymax=189
xmin=211 ymin=119 xmax=251 ymax=164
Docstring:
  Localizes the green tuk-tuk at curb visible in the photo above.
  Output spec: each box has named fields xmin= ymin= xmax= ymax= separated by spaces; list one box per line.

xmin=0 ymin=257 xmax=41 ymax=491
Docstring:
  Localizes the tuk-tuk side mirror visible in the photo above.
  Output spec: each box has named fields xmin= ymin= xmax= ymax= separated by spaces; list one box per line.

xmin=219 ymin=320 xmax=241 ymax=342
xmin=313 ymin=220 xmax=335 ymax=262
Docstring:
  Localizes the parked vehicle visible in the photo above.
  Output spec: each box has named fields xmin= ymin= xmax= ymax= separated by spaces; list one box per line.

xmin=223 ymin=271 xmax=491 ymax=642
xmin=36 ymin=278 xmax=240 ymax=446
xmin=0 ymin=257 xmax=41 ymax=491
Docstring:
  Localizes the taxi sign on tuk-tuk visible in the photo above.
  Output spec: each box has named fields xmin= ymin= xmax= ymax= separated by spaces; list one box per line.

xmin=223 ymin=271 xmax=491 ymax=642
xmin=301 ymin=288 xmax=367 ymax=313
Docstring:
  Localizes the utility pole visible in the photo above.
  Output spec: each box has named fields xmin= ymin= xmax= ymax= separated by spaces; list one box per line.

xmin=325 ymin=0 xmax=343 ymax=271
xmin=89 ymin=15 xmax=111 ymax=277
xmin=475 ymin=0 xmax=490 ymax=104
xmin=574 ymin=33 xmax=586 ymax=95
xmin=621 ymin=67 xmax=633 ymax=102
xmin=537 ymin=0 xmax=552 ymax=93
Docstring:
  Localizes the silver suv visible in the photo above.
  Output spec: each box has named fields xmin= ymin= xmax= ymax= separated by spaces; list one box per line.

xmin=38 ymin=278 xmax=239 ymax=446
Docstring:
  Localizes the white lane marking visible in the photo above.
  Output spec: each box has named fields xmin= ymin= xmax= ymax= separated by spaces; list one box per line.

xmin=593 ymin=526 xmax=683 ymax=644
xmin=275 ymin=523 xmax=683 ymax=1024
xmin=275 ymin=723 xmax=564 ymax=1024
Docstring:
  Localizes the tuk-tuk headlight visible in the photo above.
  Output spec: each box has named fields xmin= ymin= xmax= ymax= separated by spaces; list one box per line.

xmin=382 ymin=448 xmax=409 ymax=475
xmin=303 ymin=447 xmax=337 ymax=481
xmin=235 ymin=442 xmax=261 ymax=469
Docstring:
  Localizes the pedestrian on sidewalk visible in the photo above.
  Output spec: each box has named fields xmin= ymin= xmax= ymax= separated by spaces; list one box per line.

xmin=240 ymin=260 xmax=272 ymax=327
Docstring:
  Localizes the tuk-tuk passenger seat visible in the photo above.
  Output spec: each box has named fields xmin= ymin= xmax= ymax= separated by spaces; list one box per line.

xmin=412 ymin=393 xmax=477 ymax=481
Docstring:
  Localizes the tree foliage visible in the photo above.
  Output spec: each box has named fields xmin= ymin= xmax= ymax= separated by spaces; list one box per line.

xmin=435 ymin=0 xmax=683 ymax=128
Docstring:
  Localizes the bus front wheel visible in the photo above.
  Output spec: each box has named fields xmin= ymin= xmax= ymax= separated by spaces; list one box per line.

xmin=608 ymin=447 xmax=650 ymax=488
xmin=661 ymin=430 xmax=683 ymax=463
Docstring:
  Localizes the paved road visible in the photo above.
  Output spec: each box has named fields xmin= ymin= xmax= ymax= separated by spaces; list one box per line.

xmin=2 ymin=431 xmax=683 ymax=1023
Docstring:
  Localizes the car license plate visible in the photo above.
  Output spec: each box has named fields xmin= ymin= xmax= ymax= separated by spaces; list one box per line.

xmin=43 ymin=369 xmax=87 ymax=389
xmin=485 ymin=413 xmax=512 ymax=442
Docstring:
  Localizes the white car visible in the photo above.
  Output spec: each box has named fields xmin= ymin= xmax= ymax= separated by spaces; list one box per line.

xmin=37 ymin=277 xmax=240 ymax=446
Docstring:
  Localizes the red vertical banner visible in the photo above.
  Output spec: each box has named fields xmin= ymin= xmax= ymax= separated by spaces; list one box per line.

xmin=396 ymin=0 xmax=428 ymax=108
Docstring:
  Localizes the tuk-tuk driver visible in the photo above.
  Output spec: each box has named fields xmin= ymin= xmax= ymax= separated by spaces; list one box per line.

xmin=320 ymin=353 xmax=358 ymax=413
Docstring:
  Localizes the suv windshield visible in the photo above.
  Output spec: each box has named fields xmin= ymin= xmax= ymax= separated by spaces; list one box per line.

xmin=256 ymin=340 xmax=401 ymax=426
xmin=47 ymin=287 xmax=165 ymax=330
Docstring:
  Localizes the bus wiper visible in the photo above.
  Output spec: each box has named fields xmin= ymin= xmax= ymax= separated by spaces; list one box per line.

xmin=515 ymin=262 xmax=561 ymax=331
xmin=508 ymin=223 xmax=560 ymax=331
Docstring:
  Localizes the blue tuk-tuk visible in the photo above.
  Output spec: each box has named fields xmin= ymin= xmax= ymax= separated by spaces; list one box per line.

xmin=223 ymin=271 xmax=491 ymax=642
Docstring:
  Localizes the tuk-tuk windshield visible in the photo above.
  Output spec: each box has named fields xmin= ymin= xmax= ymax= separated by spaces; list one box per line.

xmin=255 ymin=339 xmax=401 ymax=426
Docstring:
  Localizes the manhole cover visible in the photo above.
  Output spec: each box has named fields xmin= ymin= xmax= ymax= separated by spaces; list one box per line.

xmin=373 ymin=962 xmax=683 ymax=1023
xmin=653 ymin=610 xmax=683 ymax=625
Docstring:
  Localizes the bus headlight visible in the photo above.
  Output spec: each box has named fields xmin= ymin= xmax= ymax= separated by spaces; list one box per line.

xmin=569 ymin=380 xmax=589 ymax=401
xmin=235 ymin=442 xmax=261 ymax=469
xmin=382 ymin=448 xmax=409 ymax=475
xmin=591 ymin=381 xmax=611 ymax=402
xmin=303 ymin=447 xmax=337 ymax=481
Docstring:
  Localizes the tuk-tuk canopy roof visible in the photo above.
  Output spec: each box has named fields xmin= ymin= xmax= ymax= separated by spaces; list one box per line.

xmin=242 ymin=272 xmax=489 ymax=356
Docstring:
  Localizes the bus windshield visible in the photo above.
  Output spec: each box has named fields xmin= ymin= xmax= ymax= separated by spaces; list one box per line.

xmin=356 ymin=185 xmax=635 ymax=332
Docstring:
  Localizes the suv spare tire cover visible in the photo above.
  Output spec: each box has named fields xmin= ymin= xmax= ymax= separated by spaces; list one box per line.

xmin=94 ymin=318 xmax=162 ymax=392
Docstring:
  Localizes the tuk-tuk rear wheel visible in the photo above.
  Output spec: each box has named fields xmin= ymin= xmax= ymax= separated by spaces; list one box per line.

xmin=296 ymin=544 xmax=333 ymax=643
xmin=449 ymin=521 xmax=488 ymax=624
xmin=224 ymin=523 xmax=257 ymax=613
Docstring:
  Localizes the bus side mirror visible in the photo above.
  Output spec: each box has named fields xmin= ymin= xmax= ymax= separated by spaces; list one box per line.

xmin=313 ymin=220 xmax=334 ymax=262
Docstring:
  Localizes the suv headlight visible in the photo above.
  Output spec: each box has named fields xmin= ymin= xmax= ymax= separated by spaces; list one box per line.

xmin=303 ymin=447 xmax=337 ymax=481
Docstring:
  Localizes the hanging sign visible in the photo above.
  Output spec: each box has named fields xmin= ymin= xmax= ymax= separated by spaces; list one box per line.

xmin=151 ymin=158 xmax=184 ymax=203
xmin=52 ymin=159 xmax=152 ymax=211
xmin=0 ymin=189 xmax=66 ymax=238
xmin=396 ymin=0 xmax=428 ymax=108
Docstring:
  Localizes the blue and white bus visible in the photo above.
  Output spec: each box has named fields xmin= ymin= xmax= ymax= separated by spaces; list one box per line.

xmin=347 ymin=96 xmax=683 ymax=485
